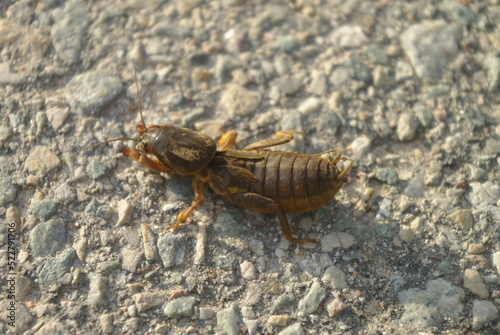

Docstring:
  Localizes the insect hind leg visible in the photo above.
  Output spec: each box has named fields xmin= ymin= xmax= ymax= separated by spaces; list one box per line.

xmin=243 ymin=130 xmax=302 ymax=151
xmin=318 ymin=149 xmax=342 ymax=164
xmin=338 ymin=156 xmax=353 ymax=179
xmin=227 ymin=192 xmax=316 ymax=244
xmin=317 ymin=149 xmax=353 ymax=179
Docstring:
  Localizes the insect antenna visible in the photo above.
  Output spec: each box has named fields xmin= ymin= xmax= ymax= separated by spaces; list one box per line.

xmin=132 ymin=62 xmax=147 ymax=131
xmin=65 ymin=137 xmax=141 ymax=163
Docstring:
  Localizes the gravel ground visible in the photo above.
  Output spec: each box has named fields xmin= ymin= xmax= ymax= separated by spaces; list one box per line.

xmin=1 ymin=0 xmax=500 ymax=334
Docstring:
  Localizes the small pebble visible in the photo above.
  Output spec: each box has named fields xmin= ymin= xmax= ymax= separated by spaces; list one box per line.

xmin=469 ymin=182 xmax=500 ymax=207
xmin=465 ymin=255 xmax=489 ymax=269
xmin=275 ymin=75 xmax=302 ymax=95
xmin=267 ymin=315 xmax=291 ymax=327
xmin=366 ymin=45 xmax=390 ymax=65
xmin=373 ymin=65 xmax=394 ymax=88
xmin=324 ymin=297 xmax=346 ymax=317
xmin=399 ymin=227 xmax=415 ymax=243
xmin=216 ymin=303 xmax=241 ymax=335
xmin=0 ymin=62 xmax=25 ymax=84
xmin=224 ymin=28 xmax=248 ymax=53
xmin=437 ymin=261 xmax=456 ymax=275
xmin=463 ymin=269 xmax=489 ymax=298
xmin=241 ymin=306 xmax=255 ymax=319
xmin=425 ymin=174 xmax=441 ymax=186
xmin=86 ymin=160 xmax=107 ymax=180
xmin=431 ymin=198 xmax=453 ymax=212
xmin=199 ymin=307 xmax=215 ymax=320
xmin=6 ymin=206 xmax=21 ymax=228
xmin=410 ymin=217 xmax=424 ymax=234
xmin=66 ymin=72 xmax=123 ymax=116
xmin=121 ymin=248 xmax=144 ymax=273
xmin=400 ymin=22 xmax=461 ymax=80
xmin=194 ymin=222 xmax=207 ymax=265
xmin=487 ymin=55 xmax=500 ymax=91
xmin=398 ymin=279 xmax=464 ymax=327
xmin=24 ymin=146 xmax=61 ymax=178
xmin=375 ymin=168 xmax=399 ymax=185
xmin=297 ymin=97 xmax=322 ymax=115
xmin=35 ymin=111 xmax=47 ymax=137
xmin=330 ymin=25 xmax=368 ymax=48
xmin=99 ymin=314 xmax=114 ymax=334
xmin=278 ymin=323 xmax=304 ymax=335
xmin=433 ymin=107 xmax=448 ymax=121
xmin=492 ymin=251 xmax=500 ymax=276
xmin=116 ymin=199 xmax=133 ymax=226
xmin=321 ymin=233 xmax=356 ymax=252
xmin=472 ymin=300 xmax=499 ymax=330
xmin=164 ymin=296 xmax=196 ymax=318
xmin=157 ymin=233 xmax=187 ymax=268
xmin=298 ymin=282 xmax=326 ymax=314
xmin=240 ymin=260 xmax=258 ymax=280
xmin=308 ymin=71 xmax=327 ymax=96
xmin=270 ymin=294 xmax=294 ymax=314
xmin=134 ymin=292 xmax=165 ymax=313
xmin=271 ymin=35 xmax=301 ymax=53
xmin=219 ymin=85 xmax=261 ymax=117
xmin=347 ymin=58 xmax=372 ymax=83
xmin=74 ymin=236 xmax=87 ymax=262
xmin=415 ymin=107 xmax=433 ymax=128
xmin=404 ymin=174 xmax=425 ymax=198
xmin=322 ymin=266 xmax=347 ymax=289
xmin=269 ymin=85 xmax=282 ymax=103
xmin=37 ymin=248 xmax=76 ymax=283
xmin=88 ymin=273 xmax=109 ymax=306
xmin=395 ymin=60 xmax=414 ymax=82
xmin=31 ymin=199 xmax=59 ymax=221
xmin=448 ymin=209 xmax=474 ymax=229
xmin=397 ymin=112 xmax=418 ymax=141
xmin=165 ymin=92 xmax=184 ymax=106
xmin=214 ymin=54 xmax=242 ymax=80
xmin=54 ymin=182 xmax=76 ymax=203
xmin=29 ymin=218 xmax=65 ymax=258
xmin=467 ymin=243 xmax=486 ymax=254
xmin=96 ymin=261 xmax=120 ymax=275
xmin=51 ymin=1 xmax=88 ymax=64
xmin=0 ymin=122 xmax=13 ymax=145
xmin=469 ymin=167 xmax=486 ymax=181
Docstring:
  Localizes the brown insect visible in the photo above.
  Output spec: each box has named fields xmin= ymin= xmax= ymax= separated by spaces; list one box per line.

xmin=74 ymin=71 xmax=353 ymax=244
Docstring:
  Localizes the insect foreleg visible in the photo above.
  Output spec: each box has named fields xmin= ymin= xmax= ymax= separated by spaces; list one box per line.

xmin=166 ymin=175 xmax=207 ymax=231
xmin=121 ymin=148 xmax=174 ymax=173
xmin=217 ymin=130 xmax=237 ymax=151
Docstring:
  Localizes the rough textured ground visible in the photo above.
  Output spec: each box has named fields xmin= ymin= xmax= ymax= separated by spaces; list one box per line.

xmin=1 ymin=0 xmax=499 ymax=334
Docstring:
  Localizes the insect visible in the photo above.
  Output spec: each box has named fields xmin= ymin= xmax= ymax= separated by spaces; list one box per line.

xmin=73 ymin=70 xmax=353 ymax=244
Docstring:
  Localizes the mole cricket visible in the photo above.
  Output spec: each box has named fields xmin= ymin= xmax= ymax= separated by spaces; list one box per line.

xmin=72 ymin=66 xmax=353 ymax=244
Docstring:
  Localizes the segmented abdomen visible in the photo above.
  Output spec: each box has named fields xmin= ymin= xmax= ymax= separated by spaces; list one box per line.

xmin=238 ymin=151 xmax=346 ymax=213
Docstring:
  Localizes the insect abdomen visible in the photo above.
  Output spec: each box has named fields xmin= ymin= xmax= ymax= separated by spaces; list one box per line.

xmin=242 ymin=151 xmax=347 ymax=213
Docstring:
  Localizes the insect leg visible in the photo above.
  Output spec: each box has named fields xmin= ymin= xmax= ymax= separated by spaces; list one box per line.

xmin=121 ymin=148 xmax=174 ymax=173
xmin=243 ymin=130 xmax=303 ymax=150
xmin=318 ymin=149 xmax=342 ymax=164
xmin=166 ymin=175 xmax=206 ymax=230
xmin=317 ymin=149 xmax=353 ymax=178
xmin=218 ymin=130 xmax=237 ymax=151
xmin=339 ymin=157 xmax=353 ymax=179
xmin=227 ymin=192 xmax=316 ymax=244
